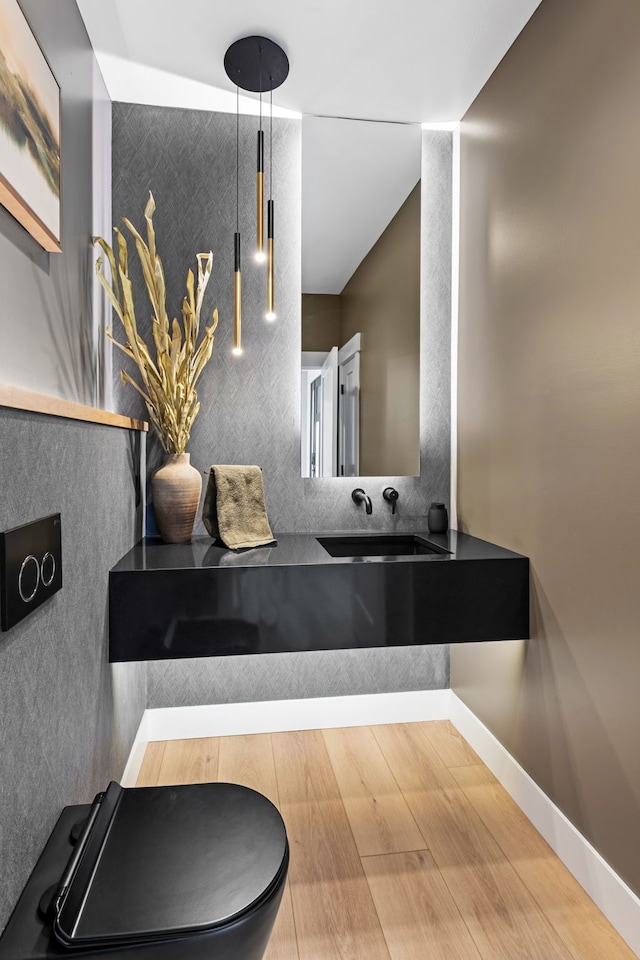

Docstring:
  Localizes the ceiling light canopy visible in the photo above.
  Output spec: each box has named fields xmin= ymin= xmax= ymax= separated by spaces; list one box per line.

xmin=223 ymin=35 xmax=289 ymax=94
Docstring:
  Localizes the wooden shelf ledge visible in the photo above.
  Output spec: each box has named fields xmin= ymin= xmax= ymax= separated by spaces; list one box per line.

xmin=0 ymin=383 xmax=148 ymax=432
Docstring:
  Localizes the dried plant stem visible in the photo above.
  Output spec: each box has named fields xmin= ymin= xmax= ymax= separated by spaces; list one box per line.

xmin=94 ymin=193 xmax=218 ymax=453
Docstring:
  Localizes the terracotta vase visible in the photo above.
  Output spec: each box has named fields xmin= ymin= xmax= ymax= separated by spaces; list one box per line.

xmin=151 ymin=453 xmax=202 ymax=543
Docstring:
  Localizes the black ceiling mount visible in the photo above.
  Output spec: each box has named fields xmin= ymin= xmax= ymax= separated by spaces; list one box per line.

xmin=224 ymin=35 xmax=289 ymax=93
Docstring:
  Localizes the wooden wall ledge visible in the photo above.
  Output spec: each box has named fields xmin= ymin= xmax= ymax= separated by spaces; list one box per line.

xmin=0 ymin=383 xmax=148 ymax=432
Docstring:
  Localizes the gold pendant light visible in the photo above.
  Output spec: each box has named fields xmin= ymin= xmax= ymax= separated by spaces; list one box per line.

xmin=232 ymin=85 xmax=242 ymax=356
xmin=266 ymin=87 xmax=276 ymax=321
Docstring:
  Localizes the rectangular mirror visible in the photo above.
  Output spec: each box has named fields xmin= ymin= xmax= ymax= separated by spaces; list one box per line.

xmin=301 ymin=116 xmax=422 ymax=478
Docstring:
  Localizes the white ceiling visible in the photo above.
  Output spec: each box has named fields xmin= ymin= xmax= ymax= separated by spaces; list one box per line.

xmin=76 ymin=0 xmax=542 ymax=291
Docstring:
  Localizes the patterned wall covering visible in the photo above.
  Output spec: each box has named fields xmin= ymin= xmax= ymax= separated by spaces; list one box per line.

xmin=112 ymin=109 xmax=452 ymax=706
xmin=146 ymin=645 xmax=449 ymax=708
xmin=0 ymin=410 xmax=146 ymax=929
xmin=0 ymin=2 xmax=147 ymax=930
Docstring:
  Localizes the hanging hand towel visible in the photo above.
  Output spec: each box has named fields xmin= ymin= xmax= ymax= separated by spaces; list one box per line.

xmin=202 ymin=465 xmax=276 ymax=550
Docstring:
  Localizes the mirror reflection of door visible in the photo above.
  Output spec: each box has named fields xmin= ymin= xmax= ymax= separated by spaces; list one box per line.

xmin=301 ymin=348 xmax=339 ymax=477
xmin=338 ymin=334 xmax=361 ymax=477
xmin=301 ymin=343 xmax=360 ymax=478
xmin=309 ymin=374 xmax=322 ymax=478
xmin=320 ymin=347 xmax=338 ymax=476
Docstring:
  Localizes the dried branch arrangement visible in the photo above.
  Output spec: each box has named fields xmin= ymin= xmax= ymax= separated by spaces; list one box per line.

xmin=94 ymin=193 xmax=218 ymax=454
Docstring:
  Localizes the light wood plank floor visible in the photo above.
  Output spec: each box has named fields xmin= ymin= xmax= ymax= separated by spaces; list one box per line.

xmin=137 ymin=721 xmax=637 ymax=960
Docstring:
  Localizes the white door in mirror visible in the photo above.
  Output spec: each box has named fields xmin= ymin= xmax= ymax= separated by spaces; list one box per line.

xmin=338 ymin=334 xmax=361 ymax=477
xmin=320 ymin=347 xmax=338 ymax=477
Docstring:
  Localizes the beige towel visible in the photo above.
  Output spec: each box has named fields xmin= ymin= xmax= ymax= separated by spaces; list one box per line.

xmin=202 ymin=465 xmax=276 ymax=550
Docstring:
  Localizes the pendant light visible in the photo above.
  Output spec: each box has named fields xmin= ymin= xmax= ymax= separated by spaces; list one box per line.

xmin=224 ymin=36 xmax=289 ymax=335
xmin=266 ymin=87 xmax=276 ymax=321
xmin=233 ymin=85 xmax=242 ymax=355
xmin=256 ymin=87 xmax=266 ymax=263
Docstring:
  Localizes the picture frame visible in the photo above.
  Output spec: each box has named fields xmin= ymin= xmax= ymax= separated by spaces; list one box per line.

xmin=0 ymin=0 xmax=61 ymax=252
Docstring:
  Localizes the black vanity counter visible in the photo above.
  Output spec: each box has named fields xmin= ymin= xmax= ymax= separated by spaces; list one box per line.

xmin=109 ymin=531 xmax=529 ymax=662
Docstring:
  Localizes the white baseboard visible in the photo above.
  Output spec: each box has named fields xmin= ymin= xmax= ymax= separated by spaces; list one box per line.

xmin=449 ymin=692 xmax=640 ymax=958
xmin=121 ymin=690 xmax=450 ymax=786
xmin=132 ymin=689 xmax=451 ymax=753
xmin=120 ymin=687 xmax=639 ymax=957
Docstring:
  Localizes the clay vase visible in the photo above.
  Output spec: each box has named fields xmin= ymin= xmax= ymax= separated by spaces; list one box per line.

xmin=151 ymin=453 xmax=202 ymax=543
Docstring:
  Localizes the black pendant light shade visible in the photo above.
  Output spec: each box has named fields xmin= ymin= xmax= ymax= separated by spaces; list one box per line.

xmin=256 ymin=124 xmax=265 ymax=261
xmin=224 ymin=35 xmax=288 ymax=330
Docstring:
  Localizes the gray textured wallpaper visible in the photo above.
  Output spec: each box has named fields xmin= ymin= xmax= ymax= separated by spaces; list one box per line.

xmin=147 ymin=645 xmax=448 ymax=707
xmin=0 ymin=2 xmax=145 ymax=931
xmin=0 ymin=410 xmax=145 ymax=929
xmin=112 ymin=109 xmax=452 ymax=707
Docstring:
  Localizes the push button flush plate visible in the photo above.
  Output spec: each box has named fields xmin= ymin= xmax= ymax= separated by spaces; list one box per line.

xmin=0 ymin=514 xmax=62 ymax=631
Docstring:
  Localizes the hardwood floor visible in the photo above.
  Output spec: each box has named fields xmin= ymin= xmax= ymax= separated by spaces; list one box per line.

xmin=137 ymin=721 xmax=637 ymax=960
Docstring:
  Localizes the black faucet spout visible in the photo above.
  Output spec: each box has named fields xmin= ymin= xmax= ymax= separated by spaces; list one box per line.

xmin=352 ymin=488 xmax=373 ymax=515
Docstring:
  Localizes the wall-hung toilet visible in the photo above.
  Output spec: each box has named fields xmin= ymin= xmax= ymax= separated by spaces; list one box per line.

xmin=0 ymin=781 xmax=289 ymax=960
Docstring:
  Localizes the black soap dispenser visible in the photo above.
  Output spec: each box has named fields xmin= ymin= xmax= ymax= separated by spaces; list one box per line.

xmin=427 ymin=502 xmax=448 ymax=534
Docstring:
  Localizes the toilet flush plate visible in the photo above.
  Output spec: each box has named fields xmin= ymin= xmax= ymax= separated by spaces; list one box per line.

xmin=0 ymin=514 xmax=62 ymax=631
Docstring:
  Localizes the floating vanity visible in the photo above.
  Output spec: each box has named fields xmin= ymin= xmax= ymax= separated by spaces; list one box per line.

xmin=109 ymin=530 xmax=529 ymax=662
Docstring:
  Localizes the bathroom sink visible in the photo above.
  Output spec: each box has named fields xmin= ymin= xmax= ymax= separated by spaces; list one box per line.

xmin=316 ymin=534 xmax=452 ymax=558
xmin=110 ymin=532 xmax=529 ymax=661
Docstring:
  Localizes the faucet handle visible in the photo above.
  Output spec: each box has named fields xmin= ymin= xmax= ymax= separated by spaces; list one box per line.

xmin=383 ymin=487 xmax=399 ymax=515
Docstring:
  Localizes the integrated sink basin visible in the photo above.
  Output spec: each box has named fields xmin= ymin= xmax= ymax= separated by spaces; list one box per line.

xmin=317 ymin=534 xmax=452 ymax=558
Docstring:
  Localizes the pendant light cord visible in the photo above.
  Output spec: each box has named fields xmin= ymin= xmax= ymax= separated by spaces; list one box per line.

xmin=269 ymin=86 xmax=273 ymax=201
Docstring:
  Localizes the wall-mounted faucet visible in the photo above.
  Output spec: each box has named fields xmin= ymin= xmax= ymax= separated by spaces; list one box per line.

xmin=352 ymin=488 xmax=373 ymax=515
xmin=383 ymin=487 xmax=399 ymax=515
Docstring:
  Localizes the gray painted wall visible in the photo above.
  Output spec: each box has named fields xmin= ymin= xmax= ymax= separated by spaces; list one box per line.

xmin=0 ymin=2 xmax=145 ymax=930
xmin=112 ymin=109 xmax=452 ymax=707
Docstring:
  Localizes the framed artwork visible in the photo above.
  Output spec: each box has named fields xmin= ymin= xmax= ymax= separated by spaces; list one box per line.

xmin=0 ymin=0 xmax=61 ymax=251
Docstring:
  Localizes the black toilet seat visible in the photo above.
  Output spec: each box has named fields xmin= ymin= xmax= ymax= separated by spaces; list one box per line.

xmin=53 ymin=782 xmax=288 ymax=950
xmin=0 ymin=780 xmax=289 ymax=960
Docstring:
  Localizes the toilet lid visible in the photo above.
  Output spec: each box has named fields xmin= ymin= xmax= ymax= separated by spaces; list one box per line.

xmin=53 ymin=781 xmax=288 ymax=948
